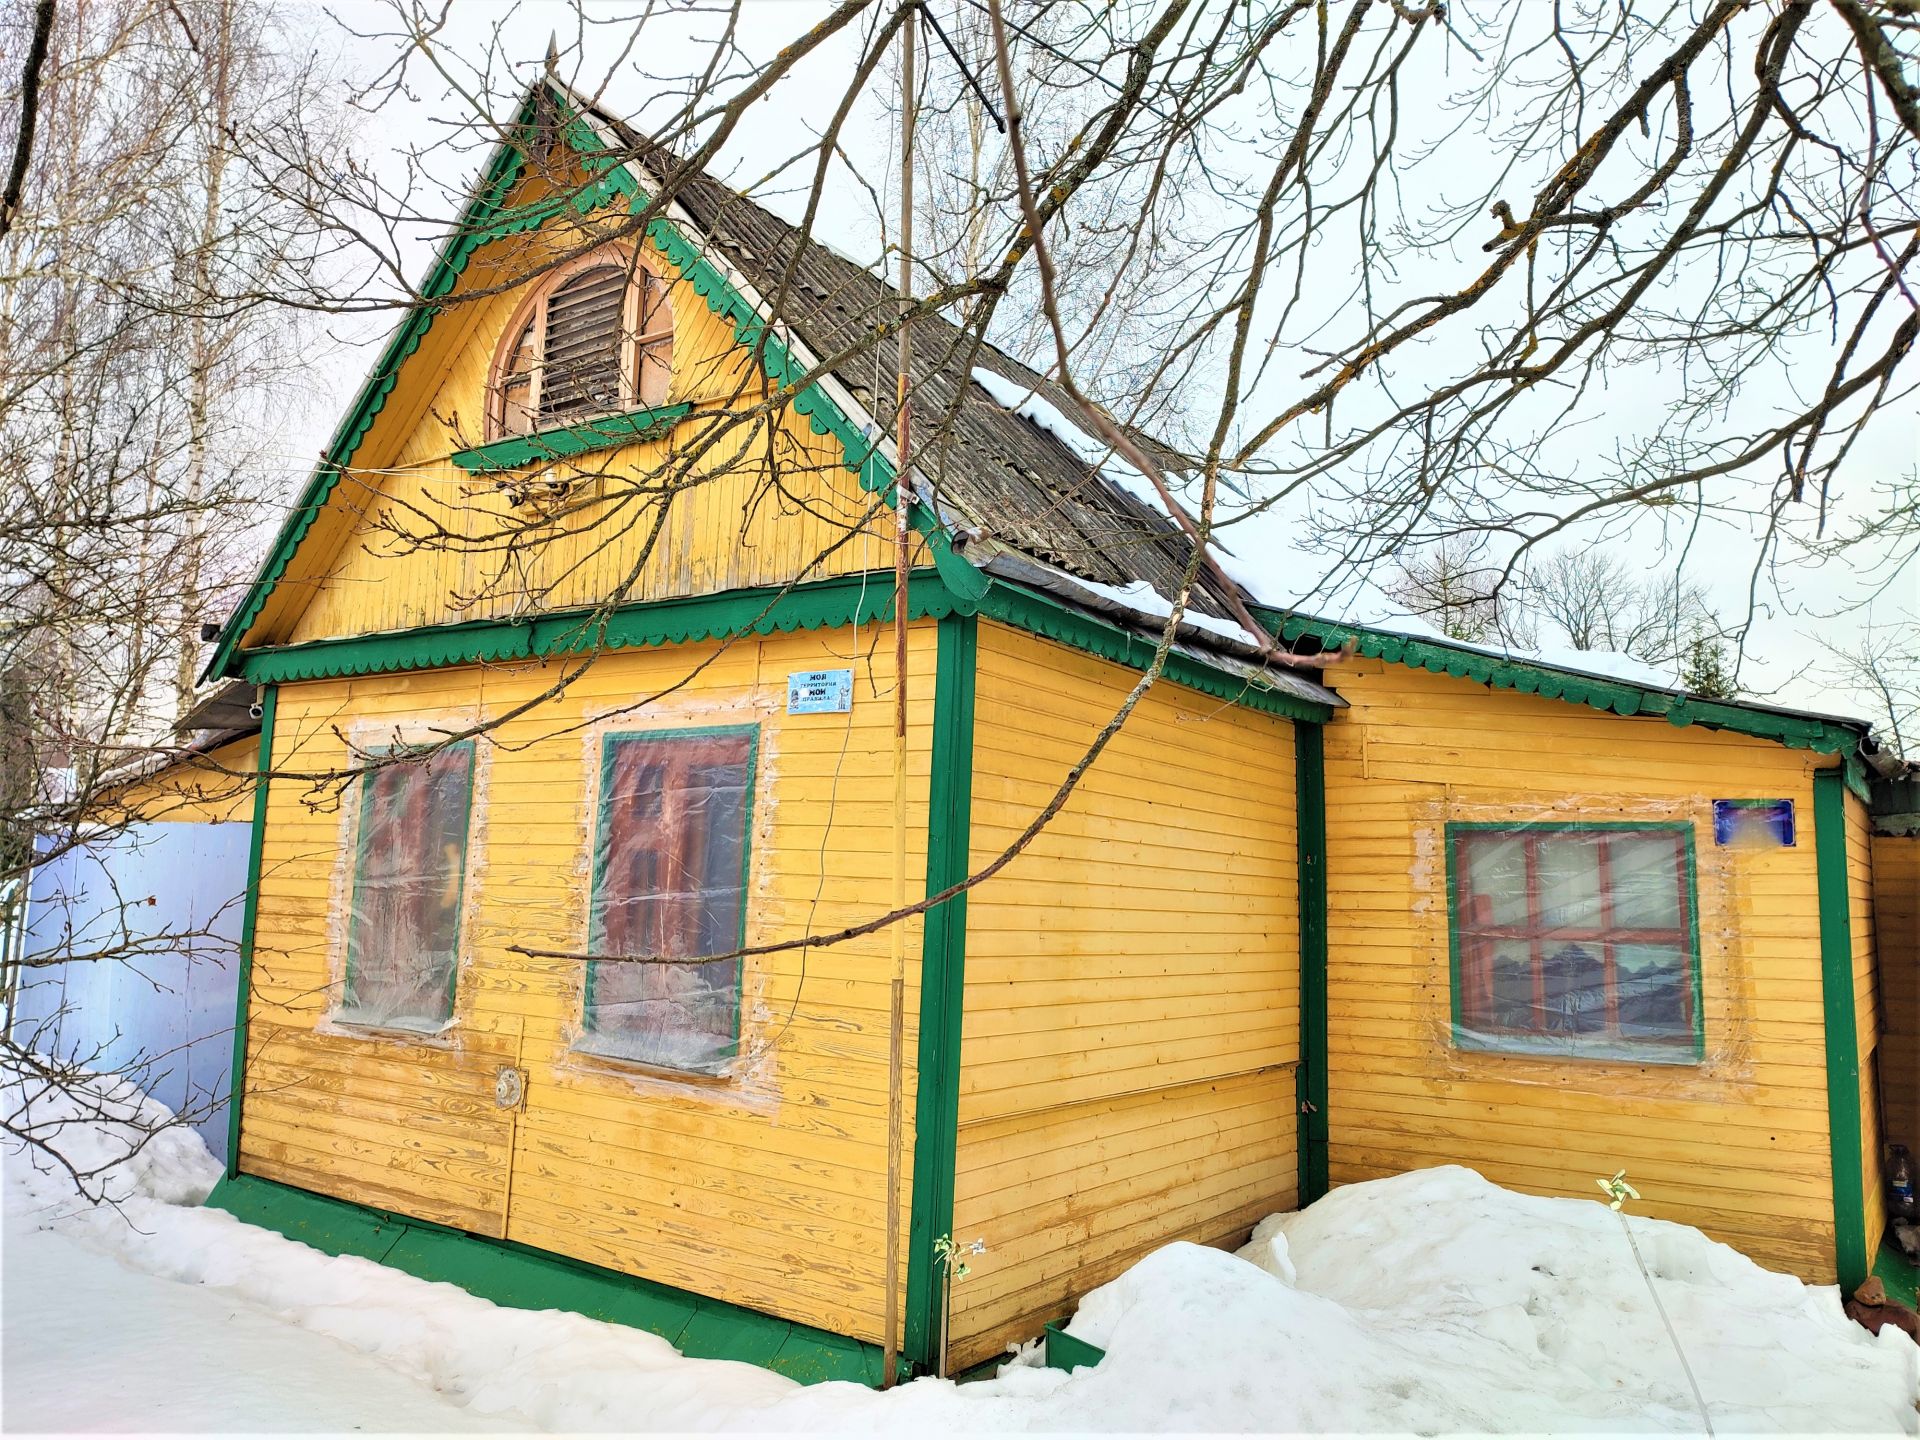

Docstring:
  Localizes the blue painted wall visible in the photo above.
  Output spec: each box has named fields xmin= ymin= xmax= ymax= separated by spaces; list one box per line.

xmin=10 ymin=823 xmax=250 ymax=1162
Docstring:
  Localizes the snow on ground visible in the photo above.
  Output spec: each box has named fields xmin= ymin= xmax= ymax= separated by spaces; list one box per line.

xmin=5 ymin=1066 xmax=1916 ymax=1433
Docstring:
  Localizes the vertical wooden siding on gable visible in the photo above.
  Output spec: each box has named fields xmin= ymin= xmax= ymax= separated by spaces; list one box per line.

xmin=238 ymin=621 xmax=935 ymax=1341
xmin=276 ymin=213 xmax=893 ymax=650
xmin=1846 ymin=792 xmax=1886 ymax=1263
xmin=1318 ymin=657 xmax=1841 ymax=1280
xmin=944 ymin=622 xmax=1301 ymax=1370
xmin=1872 ymin=832 xmax=1918 ymax=1163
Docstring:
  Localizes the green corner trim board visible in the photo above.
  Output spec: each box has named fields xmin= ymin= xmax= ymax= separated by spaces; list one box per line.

xmin=204 ymin=1173 xmax=883 ymax=1386
xmin=225 ymin=684 xmax=276 ymax=1176
xmin=1813 ymin=767 xmax=1870 ymax=1292
xmin=904 ymin=613 xmax=978 ymax=1373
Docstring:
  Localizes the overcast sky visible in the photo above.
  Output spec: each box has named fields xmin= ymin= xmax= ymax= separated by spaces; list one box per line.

xmin=266 ymin=0 xmax=1917 ymax=724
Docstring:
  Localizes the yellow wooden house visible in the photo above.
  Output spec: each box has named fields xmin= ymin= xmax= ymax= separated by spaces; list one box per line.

xmin=195 ymin=78 xmax=1909 ymax=1383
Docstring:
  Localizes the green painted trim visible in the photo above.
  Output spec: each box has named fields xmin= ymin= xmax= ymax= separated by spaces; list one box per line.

xmin=582 ymin=724 xmax=758 ymax=1073
xmin=977 ymin=581 xmax=1334 ymax=725
xmin=237 ymin=572 xmax=962 ymax=684
xmin=1265 ymin=610 xmax=1871 ymax=783
xmin=1294 ymin=721 xmax=1329 ymax=1205
xmin=1874 ymin=1240 xmax=1918 ymax=1310
xmin=224 ymin=686 xmax=276 ymax=1176
xmin=1814 ymin=767 xmax=1871 ymax=1291
xmin=1042 ymin=1322 xmax=1105 ymax=1372
xmin=1441 ymin=820 xmax=1706 ymax=1065
xmin=450 ymin=403 xmax=693 ymax=473
xmin=905 ymin=613 xmax=978 ymax=1374
xmin=204 ymin=1172 xmax=884 ymax=1384
xmin=338 ymin=740 xmax=476 ymax=1033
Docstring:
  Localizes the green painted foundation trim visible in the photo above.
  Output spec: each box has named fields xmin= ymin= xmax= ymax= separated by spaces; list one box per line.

xmin=237 ymin=571 xmax=962 ymax=684
xmin=1873 ymin=1241 xmax=1918 ymax=1310
xmin=1264 ymin=609 xmax=1869 ymax=789
xmin=224 ymin=686 xmax=276 ymax=1176
xmin=1042 ymin=1322 xmax=1105 ymax=1372
xmin=905 ymin=613 xmax=978 ymax=1374
xmin=450 ymin=403 xmax=693 ymax=473
xmin=978 ymin=582 xmax=1335 ymax=725
xmin=1294 ymin=721 xmax=1329 ymax=1204
xmin=1813 ymin=767 xmax=1871 ymax=1292
xmin=205 ymin=1172 xmax=885 ymax=1385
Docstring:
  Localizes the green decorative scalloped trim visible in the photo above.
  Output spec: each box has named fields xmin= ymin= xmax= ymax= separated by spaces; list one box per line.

xmin=1264 ymin=609 xmax=1869 ymax=790
xmin=451 ymin=404 xmax=692 ymax=473
xmin=238 ymin=572 xmax=960 ymax=684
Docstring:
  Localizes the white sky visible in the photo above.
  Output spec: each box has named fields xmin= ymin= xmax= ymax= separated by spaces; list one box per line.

xmin=267 ymin=0 xmax=1918 ymax=724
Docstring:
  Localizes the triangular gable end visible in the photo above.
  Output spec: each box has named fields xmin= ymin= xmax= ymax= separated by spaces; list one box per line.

xmin=205 ymin=79 xmax=981 ymax=682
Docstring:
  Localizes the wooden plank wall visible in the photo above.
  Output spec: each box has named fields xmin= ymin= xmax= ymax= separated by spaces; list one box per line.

xmin=1318 ymin=656 xmax=1843 ymax=1280
xmin=1873 ymin=832 xmax=1918 ymax=1164
xmin=1847 ymin=793 xmax=1886 ymax=1262
xmin=945 ymin=623 xmax=1300 ymax=1370
xmin=240 ymin=622 xmax=934 ymax=1341
xmin=103 ymin=734 xmax=259 ymax=826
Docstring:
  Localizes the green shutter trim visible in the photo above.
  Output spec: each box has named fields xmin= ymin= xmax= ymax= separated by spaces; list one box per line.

xmin=451 ymin=403 xmax=693 ymax=472
xmin=1294 ymin=720 xmax=1329 ymax=1204
xmin=1264 ymin=609 xmax=1870 ymax=792
xmin=204 ymin=1172 xmax=883 ymax=1385
xmin=1813 ymin=766 xmax=1870 ymax=1291
xmin=904 ymin=613 xmax=978 ymax=1376
xmin=225 ymin=684 xmax=276 ymax=1176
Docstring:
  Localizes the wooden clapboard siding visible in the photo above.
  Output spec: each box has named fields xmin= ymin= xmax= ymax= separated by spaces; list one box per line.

xmin=260 ymin=170 xmax=892 ymax=651
xmin=945 ymin=622 xmax=1300 ymax=1370
xmin=239 ymin=622 xmax=934 ymax=1341
xmin=1874 ymin=832 xmax=1918 ymax=1162
xmin=1318 ymin=656 xmax=1842 ymax=1279
xmin=1847 ymin=792 xmax=1886 ymax=1262
xmin=100 ymin=734 xmax=258 ymax=826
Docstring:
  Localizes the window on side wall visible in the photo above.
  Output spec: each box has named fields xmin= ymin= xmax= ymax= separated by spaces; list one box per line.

xmin=1448 ymin=824 xmax=1702 ymax=1064
xmin=583 ymin=727 xmax=756 ymax=1075
xmin=340 ymin=742 xmax=476 ymax=1032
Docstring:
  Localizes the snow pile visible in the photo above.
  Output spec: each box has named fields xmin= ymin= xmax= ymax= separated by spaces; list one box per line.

xmin=7 ymin=1065 xmax=1915 ymax=1432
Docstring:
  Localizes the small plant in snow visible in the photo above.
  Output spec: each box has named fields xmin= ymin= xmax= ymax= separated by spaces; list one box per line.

xmin=934 ymin=1235 xmax=987 ymax=1377
xmin=1599 ymin=1169 xmax=1713 ymax=1436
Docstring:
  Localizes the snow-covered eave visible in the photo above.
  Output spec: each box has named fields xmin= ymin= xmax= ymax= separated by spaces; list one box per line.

xmin=1255 ymin=603 xmax=1878 ymax=759
xmin=980 ymin=553 xmax=1345 ymax=713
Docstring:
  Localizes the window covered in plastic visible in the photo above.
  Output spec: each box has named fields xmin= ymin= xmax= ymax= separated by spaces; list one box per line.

xmin=340 ymin=743 xmax=475 ymax=1032
xmin=1449 ymin=825 xmax=1700 ymax=1063
xmin=584 ymin=728 xmax=755 ymax=1074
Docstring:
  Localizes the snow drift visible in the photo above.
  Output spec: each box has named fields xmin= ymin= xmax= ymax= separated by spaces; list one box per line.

xmin=5 ymin=1066 xmax=1915 ymax=1432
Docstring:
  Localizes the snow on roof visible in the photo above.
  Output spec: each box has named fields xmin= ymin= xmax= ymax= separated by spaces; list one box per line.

xmin=969 ymin=366 xmax=1176 ymax=523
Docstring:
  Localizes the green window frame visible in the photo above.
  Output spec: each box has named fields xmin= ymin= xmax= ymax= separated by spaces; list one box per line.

xmin=581 ymin=724 xmax=758 ymax=1075
xmin=339 ymin=740 xmax=476 ymax=1033
xmin=1445 ymin=821 xmax=1705 ymax=1065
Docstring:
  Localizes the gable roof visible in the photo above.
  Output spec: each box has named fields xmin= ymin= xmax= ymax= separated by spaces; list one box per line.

xmin=204 ymin=79 xmax=1880 ymax=781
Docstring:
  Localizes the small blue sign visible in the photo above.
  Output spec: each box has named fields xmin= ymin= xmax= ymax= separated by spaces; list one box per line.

xmin=1713 ymin=799 xmax=1795 ymax=848
xmin=787 ymin=668 xmax=854 ymax=715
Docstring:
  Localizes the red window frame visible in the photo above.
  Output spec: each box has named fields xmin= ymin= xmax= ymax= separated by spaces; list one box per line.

xmin=1451 ymin=826 xmax=1698 ymax=1056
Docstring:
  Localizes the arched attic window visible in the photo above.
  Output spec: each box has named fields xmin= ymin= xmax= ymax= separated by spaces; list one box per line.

xmin=489 ymin=247 xmax=674 ymax=440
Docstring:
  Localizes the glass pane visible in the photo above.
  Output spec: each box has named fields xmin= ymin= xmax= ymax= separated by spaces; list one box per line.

xmin=1608 ymin=834 xmax=1683 ymax=929
xmin=587 ymin=732 xmax=753 ymax=1073
xmin=1535 ymin=835 xmax=1603 ymax=930
xmin=1462 ymin=835 xmax=1528 ymax=926
xmin=341 ymin=745 xmax=473 ymax=1030
xmin=1615 ymin=943 xmax=1690 ymax=1039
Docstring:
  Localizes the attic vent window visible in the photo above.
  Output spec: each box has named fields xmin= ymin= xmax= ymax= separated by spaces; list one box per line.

xmin=488 ymin=246 xmax=674 ymax=441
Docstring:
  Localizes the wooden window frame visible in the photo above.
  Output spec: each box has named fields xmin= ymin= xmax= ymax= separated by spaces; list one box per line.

xmin=1444 ymin=820 xmax=1706 ymax=1064
xmin=579 ymin=723 xmax=759 ymax=1077
xmin=338 ymin=740 xmax=476 ymax=1035
xmin=485 ymin=244 xmax=674 ymax=442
